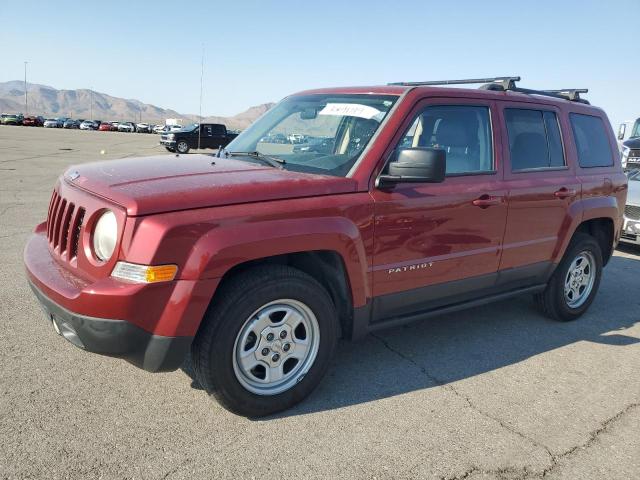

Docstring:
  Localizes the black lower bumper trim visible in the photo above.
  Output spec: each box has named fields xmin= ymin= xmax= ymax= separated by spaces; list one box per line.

xmin=28 ymin=281 xmax=193 ymax=372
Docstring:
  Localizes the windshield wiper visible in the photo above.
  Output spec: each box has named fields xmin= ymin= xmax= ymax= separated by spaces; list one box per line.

xmin=228 ymin=151 xmax=286 ymax=169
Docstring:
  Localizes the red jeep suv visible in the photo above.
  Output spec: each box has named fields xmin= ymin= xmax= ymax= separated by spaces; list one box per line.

xmin=24 ymin=76 xmax=627 ymax=416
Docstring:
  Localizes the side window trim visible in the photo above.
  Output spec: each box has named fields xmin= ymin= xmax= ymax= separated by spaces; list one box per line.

xmin=542 ymin=110 xmax=567 ymax=168
xmin=392 ymin=103 xmax=497 ymax=177
xmin=505 ymin=107 xmax=567 ymax=173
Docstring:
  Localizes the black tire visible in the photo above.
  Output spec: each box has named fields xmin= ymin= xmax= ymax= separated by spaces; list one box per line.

xmin=176 ymin=140 xmax=190 ymax=154
xmin=191 ymin=265 xmax=339 ymax=417
xmin=535 ymin=232 xmax=603 ymax=322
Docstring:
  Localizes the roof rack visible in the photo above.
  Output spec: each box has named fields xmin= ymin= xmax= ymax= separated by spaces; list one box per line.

xmin=388 ymin=76 xmax=589 ymax=104
xmin=388 ymin=76 xmax=520 ymax=90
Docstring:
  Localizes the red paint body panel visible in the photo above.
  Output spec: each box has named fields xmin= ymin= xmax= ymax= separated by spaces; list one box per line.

xmin=23 ymin=84 xmax=627 ymax=349
xmin=68 ymin=155 xmax=358 ymax=216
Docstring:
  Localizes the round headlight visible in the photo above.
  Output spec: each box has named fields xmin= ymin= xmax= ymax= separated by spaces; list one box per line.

xmin=93 ymin=210 xmax=117 ymax=261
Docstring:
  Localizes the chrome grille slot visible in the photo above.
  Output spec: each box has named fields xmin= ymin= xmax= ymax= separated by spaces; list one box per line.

xmin=625 ymin=205 xmax=640 ymax=221
xmin=45 ymin=190 xmax=86 ymax=261
xmin=69 ymin=208 xmax=85 ymax=259
xmin=47 ymin=191 xmax=61 ymax=241
xmin=52 ymin=199 xmax=67 ymax=249
xmin=59 ymin=203 xmax=75 ymax=255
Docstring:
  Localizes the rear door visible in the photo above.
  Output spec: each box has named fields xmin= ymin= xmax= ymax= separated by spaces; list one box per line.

xmin=209 ymin=124 xmax=228 ymax=149
xmin=498 ymin=103 xmax=581 ymax=282
xmin=370 ymin=97 xmax=508 ymax=320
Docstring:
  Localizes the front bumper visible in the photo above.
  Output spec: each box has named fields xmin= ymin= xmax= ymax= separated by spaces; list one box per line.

xmin=29 ymin=280 xmax=192 ymax=372
xmin=159 ymin=140 xmax=176 ymax=147
xmin=24 ymin=230 xmax=219 ymax=372
xmin=620 ymin=215 xmax=640 ymax=245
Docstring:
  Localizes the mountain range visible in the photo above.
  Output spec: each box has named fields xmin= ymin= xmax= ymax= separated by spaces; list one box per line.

xmin=0 ymin=81 xmax=274 ymax=130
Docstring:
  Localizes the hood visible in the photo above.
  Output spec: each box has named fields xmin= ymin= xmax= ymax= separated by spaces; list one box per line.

xmin=623 ymin=137 xmax=640 ymax=149
xmin=64 ymin=154 xmax=358 ymax=216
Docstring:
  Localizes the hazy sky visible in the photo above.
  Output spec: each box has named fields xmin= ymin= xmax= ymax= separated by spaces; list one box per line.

xmin=1 ymin=0 xmax=638 ymax=126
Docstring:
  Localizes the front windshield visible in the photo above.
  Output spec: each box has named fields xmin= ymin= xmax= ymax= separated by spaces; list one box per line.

xmin=631 ymin=120 xmax=640 ymax=138
xmin=226 ymin=94 xmax=397 ymax=177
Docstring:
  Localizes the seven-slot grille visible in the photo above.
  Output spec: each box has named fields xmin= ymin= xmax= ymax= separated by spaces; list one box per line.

xmin=625 ymin=205 xmax=640 ymax=221
xmin=46 ymin=190 xmax=85 ymax=260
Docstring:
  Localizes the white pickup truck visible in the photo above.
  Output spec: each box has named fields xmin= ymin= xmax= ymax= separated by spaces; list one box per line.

xmin=618 ymin=118 xmax=640 ymax=170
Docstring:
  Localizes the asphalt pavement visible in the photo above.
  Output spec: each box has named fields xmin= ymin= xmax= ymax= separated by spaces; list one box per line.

xmin=1 ymin=126 xmax=638 ymax=479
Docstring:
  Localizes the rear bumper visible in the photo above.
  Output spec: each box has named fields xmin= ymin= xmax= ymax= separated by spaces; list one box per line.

xmin=29 ymin=280 xmax=192 ymax=372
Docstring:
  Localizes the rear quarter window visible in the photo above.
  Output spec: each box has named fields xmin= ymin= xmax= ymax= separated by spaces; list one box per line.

xmin=569 ymin=113 xmax=614 ymax=168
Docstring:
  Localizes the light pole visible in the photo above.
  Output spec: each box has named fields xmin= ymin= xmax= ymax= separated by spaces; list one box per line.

xmin=23 ymin=61 xmax=28 ymax=116
xmin=89 ymin=87 xmax=93 ymax=121
xmin=198 ymin=44 xmax=204 ymax=150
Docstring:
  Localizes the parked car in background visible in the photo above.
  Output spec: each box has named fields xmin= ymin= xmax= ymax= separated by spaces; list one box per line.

xmin=135 ymin=123 xmax=152 ymax=133
xmin=43 ymin=118 xmax=61 ymax=128
xmin=117 ymin=122 xmax=135 ymax=132
xmin=80 ymin=120 xmax=98 ymax=130
xmin=98 ymin=122 xmax=113 ymax=131
xmin=159 ymin=123 xmax=238 ymax=153
xmin=2 ymin=113 xmax=23 ymax=125
xmin=619 ymin=118 xmax=640 ymax=171
xmin=620 ymin=168 xmax=640 ymax=246
xmin=22 ymin=116 xmax=44 ymax=127
xmin=153 ymin=124 xmax=167 ymax=134
xmin=63 ymin=119 xmax=80 ymax=129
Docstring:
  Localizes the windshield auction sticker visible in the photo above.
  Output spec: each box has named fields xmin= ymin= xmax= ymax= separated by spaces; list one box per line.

xmin=319 ymin=103 xmax=382 ymax=120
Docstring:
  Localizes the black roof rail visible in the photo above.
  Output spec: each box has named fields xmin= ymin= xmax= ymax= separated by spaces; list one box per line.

xmin=389 ymin=76 xmax=589 ymax=103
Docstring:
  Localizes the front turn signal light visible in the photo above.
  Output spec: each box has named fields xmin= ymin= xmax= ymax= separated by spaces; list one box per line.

xmin=111 ymin=262 xmax=178 ymax=284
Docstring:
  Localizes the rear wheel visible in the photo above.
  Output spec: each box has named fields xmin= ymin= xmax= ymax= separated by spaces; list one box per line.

xmin=536 ymin=233 xmax=603 ymax=321
xmin=191 ymin=265 xmax=338 ymax=417
xmin=177 ymin=141 xmax=190 ymax=154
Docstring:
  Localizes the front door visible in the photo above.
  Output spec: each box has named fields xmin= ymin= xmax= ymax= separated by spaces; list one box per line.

xmin=370 ymin=99 xmax=508 ymax=321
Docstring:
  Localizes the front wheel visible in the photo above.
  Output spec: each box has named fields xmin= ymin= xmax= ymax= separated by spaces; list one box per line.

xmin=536 ymin=233 xmax=603 ymax=321
xmin=176 ymin=140 xmax=190 ymax=154
xmin=191 ymin=265 xmax=338 ymax=417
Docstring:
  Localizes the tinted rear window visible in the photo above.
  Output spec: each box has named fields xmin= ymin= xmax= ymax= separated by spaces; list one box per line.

xmin=569 ymin=113 xmax=614 ymax=168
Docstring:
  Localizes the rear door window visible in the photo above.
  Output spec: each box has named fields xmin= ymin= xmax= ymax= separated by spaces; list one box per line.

xmin=505 ymin=108 xmax=565 ymax=170
xmin=569 ymin=113 xmax=614 ymax=168
xmin=211 ymin=124 xmax=226 ymax=135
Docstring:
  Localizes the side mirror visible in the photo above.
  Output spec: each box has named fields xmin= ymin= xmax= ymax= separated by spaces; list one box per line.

xmin=378 ymin=148 xmax=446 ymax=186
xmin=300 ymin=108 xmax=318 ymax=120
xmin=618 ymin=123 xmax=626 ymax=140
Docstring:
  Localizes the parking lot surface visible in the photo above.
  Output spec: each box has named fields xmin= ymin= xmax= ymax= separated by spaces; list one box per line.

xmin=1 ymin=127 xmax=639 ymax=479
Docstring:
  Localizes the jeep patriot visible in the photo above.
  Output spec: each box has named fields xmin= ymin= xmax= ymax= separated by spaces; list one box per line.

xmin=24 ymin=76 xmax=628 ymax=416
